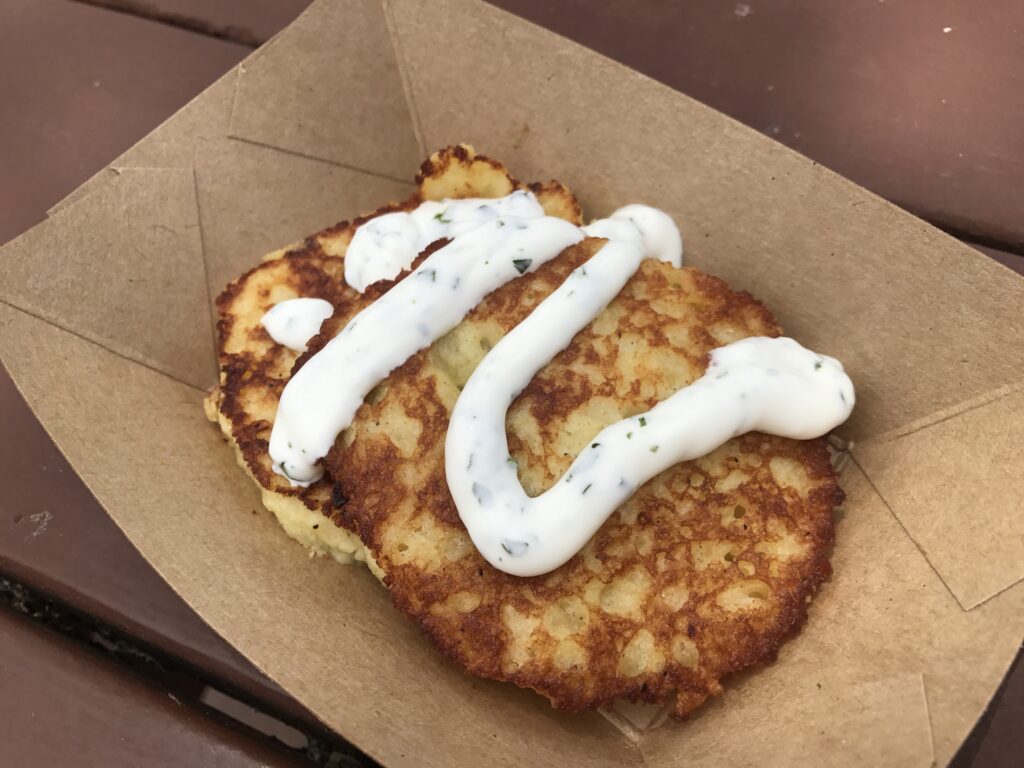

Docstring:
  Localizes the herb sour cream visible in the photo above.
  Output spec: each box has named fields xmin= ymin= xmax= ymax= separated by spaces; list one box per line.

xmin=447 ymin=334 xmax=854 ymax=576
xmin=260 ymin=298 xmax=334 ymax=352
xmin=266 ymin=191 xmax=855 ymax=576
xmin=269 ymin=192 xmax=583 ymax=486
xmin=343 ymin=190 xmax=546 ymax=292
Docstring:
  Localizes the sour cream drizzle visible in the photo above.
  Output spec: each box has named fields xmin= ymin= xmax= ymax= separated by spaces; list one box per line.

xmin=444 ymin=206 xmax=853 ymax=577
xmin=260 ymin=298 xmax=334 ymax=352
xmin=269 ymin=194 xmax=582 ymax=484
xmin=267 ymin=189 xmax=855 ymax=578
xmin=447 ymin=333 xmax=854 ymax=577
xmin=344 ymin=190 xmax=545 ymax=292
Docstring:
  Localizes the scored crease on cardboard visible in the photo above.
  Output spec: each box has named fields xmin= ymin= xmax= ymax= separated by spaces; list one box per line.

xmin=1 ymin=1 xmax=1022 ymax=766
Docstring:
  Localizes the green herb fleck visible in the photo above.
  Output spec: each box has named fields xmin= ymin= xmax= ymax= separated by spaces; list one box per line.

xmin=626 ymin=432 xmax=633 ymax=439
xmin=500 ymin=542 xmax=512 ymax=554
xmin=591 ymin=442 xmax=600 ymax=449
xmin=512 ymin=258 xmax=532 ymax=274
xmin=814 ymin=359 xmax=823 ymax=371
xmin=582 ymin=483 xmax=593 ymax=495
xmin=471 ymin=482 xmax=490 ymax=505
xmin=497 ymin=220 xmax=506 ymax=228
xmin=639 ymin=416 xmax=647 ymax=427
xmin=649 ymin=445 xmax=659 ymax=453
xmin=433 ymin=211 xmax=450 ymax=223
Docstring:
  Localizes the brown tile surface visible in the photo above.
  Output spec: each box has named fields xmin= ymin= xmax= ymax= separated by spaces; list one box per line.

xmin=77 ymin=0 xmax=310 ymax=45
xmin=72 ymin=0 xmax=1024 ymax=252
xmin=0 ymin=0 xmax=249 ymax=245
xmin=0 ymin=1 xmax=1020 ymax=765
xmin=0 ymin=366 xmax=319 ymax=727
xmin=0 ymin=0 xmax=319 ymax=731
xmin=492 ymin=0 xmax=1024 ymax=251
xmin=0 ymin=605 xmax=306 ymax=767
xmin=969 ymin=649 xmax=1024 ymax=768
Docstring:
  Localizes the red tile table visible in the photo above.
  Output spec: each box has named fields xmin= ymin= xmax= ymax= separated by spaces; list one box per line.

xmin=2 ymin=2 xmax=1020 ymax=765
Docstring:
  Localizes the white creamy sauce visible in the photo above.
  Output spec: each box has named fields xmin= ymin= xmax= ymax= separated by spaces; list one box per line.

xmin=583 ymin=203 xmax=683 ymax=262
xmin=344 ymin=190 xmax=544 ymax=292
xmin=447 ymin=333 xmax=854 ymax=577
xmin=269 ymin=195 xmax=582 ymax=485
xmin=266 ymin=189 xmax=855 ymax=577
xmin=260 ymin=298 xmax=334 ymax=352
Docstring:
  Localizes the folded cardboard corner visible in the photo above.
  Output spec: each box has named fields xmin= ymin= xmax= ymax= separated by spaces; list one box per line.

xmin=1 ymin=1 xmax=1022 ymax=766
xmin=855 ymin=384 xmax=1024 ymax=611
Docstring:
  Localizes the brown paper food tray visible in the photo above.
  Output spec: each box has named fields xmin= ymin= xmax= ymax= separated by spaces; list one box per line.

xmin=1 ymin=1 xmax=1021 ymax=765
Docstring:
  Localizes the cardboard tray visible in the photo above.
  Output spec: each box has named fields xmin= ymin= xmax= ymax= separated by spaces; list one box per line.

xmin=1 ymin=1 xmax=1022 ymax=765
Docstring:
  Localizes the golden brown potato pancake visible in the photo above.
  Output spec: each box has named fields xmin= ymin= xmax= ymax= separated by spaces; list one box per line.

xmin=324 ymin=241 xmax=841 ymax=717
xmin=208 ymin=146 xmax=842 ymax=718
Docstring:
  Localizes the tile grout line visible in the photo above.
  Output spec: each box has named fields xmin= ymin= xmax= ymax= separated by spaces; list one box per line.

xmin=0 ymin=574 xmax=374 ymax=767
xmin=65 ymin=0 xmax=263 ymax=48
xmin=48 ymin=6 xmax=1024 ymax=259
xmin=926 ymin=220 xmax=1024 ymax=260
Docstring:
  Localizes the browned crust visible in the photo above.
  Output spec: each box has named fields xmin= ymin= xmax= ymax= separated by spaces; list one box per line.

xmin=212 ymin=144 xmax=580 ymax=519
xmin=210 ymin=145 xmax=843 ymax=719
xmin=325 ymin=244 xmax=843 ymax=717
xmin=417 ymin=143 xmax=518 ymax=187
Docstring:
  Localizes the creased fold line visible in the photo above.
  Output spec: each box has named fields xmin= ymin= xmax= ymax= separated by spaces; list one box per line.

xmin=0 ymin=167 xmax=216 ymax=390
xmin=226 ymin=0 xmax=421 ymax=181
xmin=381 ymin=0 xmax=428 ymax=160
xmin=852 ymin=387 xmax=1024 ymax=611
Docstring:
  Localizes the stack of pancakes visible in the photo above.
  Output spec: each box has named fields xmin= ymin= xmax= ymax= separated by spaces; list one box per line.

xmin=206 ymin=145 xmax=842 ymax=718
